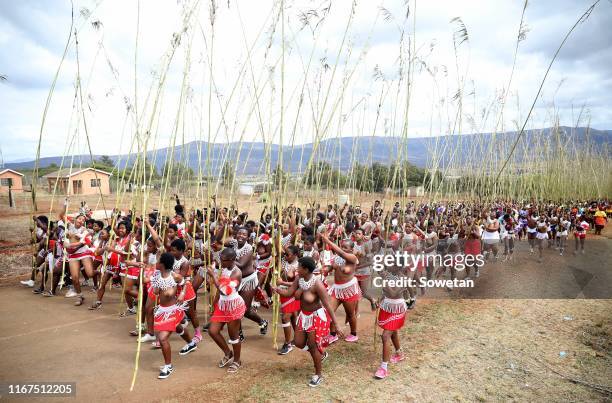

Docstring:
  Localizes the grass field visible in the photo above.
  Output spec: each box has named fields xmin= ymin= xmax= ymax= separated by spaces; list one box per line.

xmin=175 ymin=299 xmax=611 ymax=402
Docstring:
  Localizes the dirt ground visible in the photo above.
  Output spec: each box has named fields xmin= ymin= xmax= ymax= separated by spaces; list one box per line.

xmin=0 ymin=194 xmax=611 ymax=402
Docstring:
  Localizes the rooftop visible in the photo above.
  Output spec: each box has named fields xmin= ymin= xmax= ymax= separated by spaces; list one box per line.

xmin=43 ymin=167 xmax=112 ymax=178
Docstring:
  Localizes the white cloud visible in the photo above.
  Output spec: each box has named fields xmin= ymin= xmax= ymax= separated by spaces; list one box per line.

xmin=1 ymin=0 xmax=610 ymax=162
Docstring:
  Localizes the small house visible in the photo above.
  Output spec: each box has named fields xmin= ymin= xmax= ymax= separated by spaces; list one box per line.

xmin=0 ymin=169 xmax=25 ymax=193
xmin=238 ymin=182 xmax=268 ymax=196
xmin=406 ymin=186 xmax=425 ymax=197
xmin=43 ymin=167 xmax=112 ymax=195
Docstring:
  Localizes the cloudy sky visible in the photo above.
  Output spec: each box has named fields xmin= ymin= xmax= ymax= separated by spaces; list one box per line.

xmin=1 ymin=0 xmax=610 ymax=163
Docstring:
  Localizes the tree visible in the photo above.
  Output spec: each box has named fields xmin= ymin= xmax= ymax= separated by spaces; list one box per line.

xmin=304 ymin=160 xmax=425 ymax=192
xmin=351 ymin=163 xmax=371 ymax=192
xmin=390 ymin=161 xmax=425 ymax=188
xmin=370 ymin=162 xmax=391 ymax=192
xmin=221 ymin=161 xmax=235 ymax=186
xmin=272 ymin=165 xmax=288 ymax=190
xmin=33 ymin=163 xmax=58 ymax=178
xmin=99 ymin=155 xmax=114 ymax=166
xmin=162 ymin=161 xmax=193 ymax=181
xmin=424 ymin=169 xmax=444 ymax=191
xmin=303 ymin=161 xmax=346 ymax=188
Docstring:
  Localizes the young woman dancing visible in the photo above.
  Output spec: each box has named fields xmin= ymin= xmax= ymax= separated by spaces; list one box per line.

xmin=273 ymin=256 xmax=343 ymax=387
xmin=321 ymin=232 xmax=360 ymax=343
xmin=207 ymin=247 xmax=246 ymax=374
xmin=59 ymin=198 xmax=96 ymax=306
xmin=152 ymin=252 xmax=193 ymax=379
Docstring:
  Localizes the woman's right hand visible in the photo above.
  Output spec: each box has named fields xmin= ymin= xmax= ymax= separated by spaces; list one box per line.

xmin=206 ymin=266 xmax=215 ymax=278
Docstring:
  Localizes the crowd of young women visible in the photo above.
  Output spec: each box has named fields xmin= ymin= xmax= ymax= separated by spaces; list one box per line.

xmin=22 ymin=196 xmax=609 ymax=384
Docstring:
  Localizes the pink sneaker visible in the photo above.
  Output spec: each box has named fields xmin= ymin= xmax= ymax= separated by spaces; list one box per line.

xmin=327 ymin=334 xmax=339 ymax=344
xmin=151 ymin=340 xmax=161 ymax=349
xmin=345 ymin=334 xmax=359 ymax=343
xmin=374 ymin=366 xmax=388 ymax=379
xmin=390 ymin=352 xmax=405 ymax=363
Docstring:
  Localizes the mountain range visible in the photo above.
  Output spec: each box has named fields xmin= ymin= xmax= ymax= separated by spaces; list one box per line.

xmin=5 ymin=126 xmax=610 ymax=176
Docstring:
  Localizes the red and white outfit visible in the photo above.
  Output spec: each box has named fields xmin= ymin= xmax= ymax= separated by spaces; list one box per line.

xmin=88 ymin=232 xmax=100 ymax=256
xmin=111 ymin=235 xmax=131 ymax=276
xmin=170 ymin=218 xmax=187 ymax=239
xmin=328 ymin=255 xmax=361 ymax=302
xmin=296 ymin=277 xmax=331 ymax=353
xmin=255 ymin=234 xmax=273 ymax=275
xmin=94 ymin=239 xmax=115 ymax=275
xmin=464 ymin=235 xmax=481 ymax=258
xmin=255 ymin=255 xmax=272 ymax=275
xmin=152 ymin=273 xmax=186 ymax=332
xmin=64 ymin=225 xmax=94 ymax=261
xmin=280 ymin=259 xmax=300 ymax=314
xmin=328 ymin=277 xmax=361 ymax=302
xmin=574 ymin=220 xmax=589 ymax=239
xmin=173 ymin=256 xmax=196 ymax=302
xmin=239 ymin=271 xmax=258 ymax=292
xmin=536 ymin=221 xmax=549 ymax=240
xmin=45 ymin=239 xmax=56 ymax=272
xmin=93 ymin=237 xmax=106 ymax=264
xmin=235 ymin=241 xmax=258 ymax=293
xmin=557 ymin=219 xmax=570 ymax=238
xmin=126 ymin=241 xmax=142 ymax=280
xmin=377 ymin=297 xmax=407 ymax=331
xmin=145 ymin=262 xmax=160 ymax=301
xmin=211 ymin=267 xmax=246 ymax=322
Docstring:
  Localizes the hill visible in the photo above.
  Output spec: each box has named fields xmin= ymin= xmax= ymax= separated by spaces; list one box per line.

xmin=5 ymin=126 xmax=610 ymax=176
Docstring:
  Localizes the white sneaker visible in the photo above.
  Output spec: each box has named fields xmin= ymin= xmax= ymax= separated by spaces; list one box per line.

xmin=158 ymin=364 xmax=174 ymax=379
xmin=138 ymin=334 xmax=157 ymax=343
xmin=20 ymin=280 xmax=35 ymax=287
xmin=65 ymin=289 xmax=78 ymax=298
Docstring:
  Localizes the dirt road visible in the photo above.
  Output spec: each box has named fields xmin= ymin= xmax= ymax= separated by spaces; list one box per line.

xmin=1 ymin=194 xmax=610 ymax=401
xmin=0 ymin=284 xmax=307 ymax=402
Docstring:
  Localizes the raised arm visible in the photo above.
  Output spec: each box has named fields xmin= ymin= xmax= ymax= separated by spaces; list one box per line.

xmin=59 ymin=198 xmax=68 ymax=223
xmin=288 ymin=209 xmax=296 ymax=237
xmin=339 ymin=203 xmax=349 ymax=220
xmin=145 ymin=220 xmax=163 ymax=248
xmin=321 ymin=233 xmax=358 ymax=264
